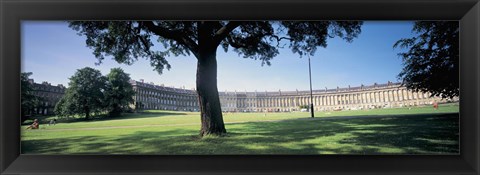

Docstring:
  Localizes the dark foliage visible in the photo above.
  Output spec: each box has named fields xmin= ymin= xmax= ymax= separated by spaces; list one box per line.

xmin=69 ymin=21 xmax=363 ymax=135
xmin=55 ymin=67 xmax=107 ymax=120
xmin=394 ymin=21 xmax=459 ymax=99
xmin=69 ymin=21 xmax=362 ymax=72
xmin=21 ymin=72 xmax=39 ymax=121
xmin=104 ymin=68 xmax=135 ymax=117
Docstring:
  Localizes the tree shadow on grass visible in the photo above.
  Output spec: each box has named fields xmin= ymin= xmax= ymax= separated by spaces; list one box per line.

xmin=22 ymin=136 xmax=110 ymax=154
xmin=226 ymin=113 xmax=459 ymax=154
xmin=92 ymin=111 xmax=190 ymax=121
xmin=22 ymin=111 xmax=192 ymax=126
xmin=21 ymin=113 xmax=459 ymax=155
xmin=293 ymin=112 xmax=458 ymax=121
xmin=22 ymin=129 xmax=194 ymax=154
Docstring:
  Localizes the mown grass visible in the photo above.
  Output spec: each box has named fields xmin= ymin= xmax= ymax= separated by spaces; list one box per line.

xmin=21 ymin=104 xmax=459 ymax=155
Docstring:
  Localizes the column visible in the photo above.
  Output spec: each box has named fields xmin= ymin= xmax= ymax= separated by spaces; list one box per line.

xmin=352 ymin=94 xmax=356 ymax=104
xmin=366 ymin=92 xmax=372 ymax=103
xmin=399 ymin=90 xmax=403 ymax=101
xmin=387 ymin=91 xmax=392 ymax=102
xmin=393 ymin=90 xmax=398 ymax=102
xmin=361 ymin=93 xmax=365 ymax=104
xmin=382 ymin=91 xmax=386 ymax=103
xmin=366 ymin=93 xmax=370 ymax=103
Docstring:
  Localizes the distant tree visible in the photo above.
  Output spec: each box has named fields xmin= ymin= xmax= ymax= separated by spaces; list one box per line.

xmin=104 ymin=68 xmax=135 ymax=117
xmin=54 ymin=93 xmax=75 ymax=118
xmin=69 ymin=21 xmax=362 ymax=136
xmin=55 ymin=67 xmax=106 ymax=120
xmin=394 ymin=21 xmax=459 ymax=99
xmin=21 ymin=72 xmax=38 ymax=121
xmin=298 ymin=105 xmax=309 ymax=109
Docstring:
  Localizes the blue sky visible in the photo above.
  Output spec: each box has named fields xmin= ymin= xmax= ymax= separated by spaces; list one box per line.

xmin=22 ymin=21 xmax=414 ymax=91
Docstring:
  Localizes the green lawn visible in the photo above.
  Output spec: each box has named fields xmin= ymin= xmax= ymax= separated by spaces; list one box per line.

xmin=21 ymin=104 xmax=459 ymax=154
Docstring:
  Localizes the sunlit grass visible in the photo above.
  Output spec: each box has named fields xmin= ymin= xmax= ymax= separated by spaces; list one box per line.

xmin=21 ymin=104 xmax=459 ymax=155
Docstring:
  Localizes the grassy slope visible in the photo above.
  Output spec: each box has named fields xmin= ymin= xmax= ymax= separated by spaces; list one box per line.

xmin=21 ymin=104 xmax=459 ymax=154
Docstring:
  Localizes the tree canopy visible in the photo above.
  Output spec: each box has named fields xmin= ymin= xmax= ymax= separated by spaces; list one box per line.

xmin=21 ymin=72 xmax=39 ymax=121
xmin=55 ymin=67 xmax=107 ymax=119
xmin=394 ymin=21 xmax=459 ymax=99
xmin=55 ymin=67 xmax=136 ymax=119
xmin=69 ymin=21 xmax=362 ymax=73
xmin=69 ymin=21 xmax=363 ymax=136
xmin=104 ymin=68 xmax=135 ymax=117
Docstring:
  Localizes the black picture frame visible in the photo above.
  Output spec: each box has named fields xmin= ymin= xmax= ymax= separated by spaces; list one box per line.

xmin=1 ymin=0 xmax=479 ymax=174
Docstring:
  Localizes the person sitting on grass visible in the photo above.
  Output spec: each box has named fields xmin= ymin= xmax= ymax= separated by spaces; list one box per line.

xmin=26 ymin=119 xmax=39 ymax=130
xmin=48 ymin=119 xmax=56 ymax=126
xmin=433 ymin=101 xmax=439 ymax=110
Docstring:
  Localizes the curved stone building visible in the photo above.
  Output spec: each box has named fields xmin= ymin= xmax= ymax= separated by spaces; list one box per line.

xmin=131 ymin=80 xmax=458 ymax=112
xmin=131 ymin=80 xmax=199 ymax=111
xmin=29 ymin=79 xmax=66 ymax=115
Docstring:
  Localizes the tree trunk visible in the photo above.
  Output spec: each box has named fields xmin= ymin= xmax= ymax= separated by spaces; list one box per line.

xmin=196 ymin=50 xmax=227 ymax=136
xmin=85 ymin=106 xmax=90 ymax=120
xmin=109 ymin=104 xmax=121 ymax=117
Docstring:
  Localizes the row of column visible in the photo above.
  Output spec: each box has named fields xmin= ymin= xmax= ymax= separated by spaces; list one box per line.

xmin=134 ymin=88 xmax=199 ymax=110
xmin=134 ymin=86 xmax=438 ymax=111
xmin=222 ymin=88 xmax=433 ymax=109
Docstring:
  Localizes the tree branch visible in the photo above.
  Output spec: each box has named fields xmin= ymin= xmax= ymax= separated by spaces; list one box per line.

xmin=270 ymin=35 xmax=292 ymax=48
xmin=226 ymin=36 xmax=247 ymax=48
xmin=212 ymin=21 xmax=242 ymax=47
xmin=142 ymin=21 xmax=199 ymax=56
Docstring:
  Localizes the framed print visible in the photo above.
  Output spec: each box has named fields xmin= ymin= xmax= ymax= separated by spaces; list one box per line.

xmin=1 ymin=0 xmax=479 ymax=174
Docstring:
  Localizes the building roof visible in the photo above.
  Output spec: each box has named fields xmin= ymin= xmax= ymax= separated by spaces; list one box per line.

xmin=130 ymin=79 xmax=402 ymax=96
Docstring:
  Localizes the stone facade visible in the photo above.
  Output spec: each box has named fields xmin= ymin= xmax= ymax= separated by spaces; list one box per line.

xmin=29 ymin=79 xmax=66 ymax=115
xmin=131 ymin=80 xmax=199 ymax=111
xmin=29 ymin=79 xmax=458 ymax=114
xmin=131 ymin=80 xmax=458 ymax=112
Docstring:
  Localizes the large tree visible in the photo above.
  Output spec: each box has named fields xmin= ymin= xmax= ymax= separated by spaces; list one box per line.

xmin=394 ymin=21 xmax=459 ymax=99
xmin=104 ymin=68 xmax=135 ymax=117
xmin=69 ymin=21 xmax=363 ymax=136
xmin=21 ymin=72 xmax=39 ymax=121
xmin=55 ymin=67 xmax=106 ymax=120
